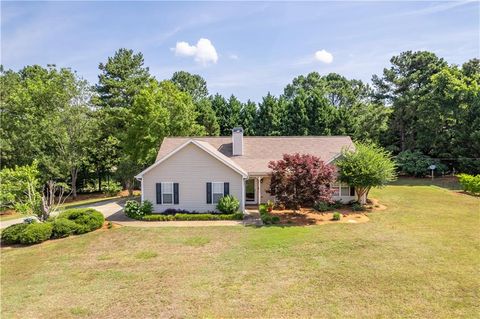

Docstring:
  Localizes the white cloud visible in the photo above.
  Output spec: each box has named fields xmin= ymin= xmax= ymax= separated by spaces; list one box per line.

xmin=173 ymin=38 xmax=218 ymax=65
xmin=314 ymin=49 xmax=333 ymax=64
xmin=229 ymin=54 xmax=239 ymax=60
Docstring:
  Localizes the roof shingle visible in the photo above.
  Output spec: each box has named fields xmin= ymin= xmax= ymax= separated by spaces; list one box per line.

xmin=156 ymin=136 xmax=354 ymax=175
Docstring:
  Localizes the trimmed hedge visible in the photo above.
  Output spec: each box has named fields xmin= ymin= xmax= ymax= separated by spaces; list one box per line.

xmin=1 ymin=223 xmax=29 ymax=244
xmin=57 ymin=208 xmax=104 ymax=234
xmin=18 ymin=222 xmax=53 ymax=245
xmin=141 ymin=212 xmax=243 ymax=221
xmin=51 ymin=218 xmax=79 ymax=238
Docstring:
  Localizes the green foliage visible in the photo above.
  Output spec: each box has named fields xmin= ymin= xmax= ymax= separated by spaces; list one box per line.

xmin=216 ymin=195 xmax=240 ymax=214
xmin=396 ymin=150 xmax=447 ymax=177
xmin=51 ymin=218 xmax=79 ymax=239
xmin=457 ymin=174 xmax=480 ymax=195
xmin=259 ymin=204 xmax=280 ymax=225
xmin=1 ymin=223 xmax=29 ymax=244
xmin=124 ymin=200 xmax=142 ymax=219
xmin=256 ymin=93 xmax=282 ymax=136
xmin=332 ymin=212 xmax=341 ymax=221
xmin=102 ymin=181 xmax=122 ymax=196
xmin=18 ymin=222 xmax=53 ymax=245
xmin=337 ymin=143 xmax=397 ymax=203
xmin=171 ymin=71 xmax=208 ymax=102
xmin=57 ymin=208 xmax=104 ymax=234
xmin=0 ymin=161 xmax=41 ymax=213
xmin=313 ymin=201 xmax=331 ymax=212
xmin=140 ymin=212 xmax=243 ymax=221
xmin=239 ymin=100 xmax=257 ymax=136
xmin=351 ymin=202 xmax=365 ymax=211
xmin=141 ymin=200 xmax=154 ymax=215
xmin=125 ymin=200 xmax=153 ymax=218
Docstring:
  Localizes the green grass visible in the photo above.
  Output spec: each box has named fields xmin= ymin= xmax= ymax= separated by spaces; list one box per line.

xmin=1 ymin=183 xmax=479 ymax=318
xmin=0 ymin=211 xmax=27 ymax=221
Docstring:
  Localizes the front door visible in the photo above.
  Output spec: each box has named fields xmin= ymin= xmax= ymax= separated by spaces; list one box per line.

xmin=245 ymin=178 xmax=256 ymax=203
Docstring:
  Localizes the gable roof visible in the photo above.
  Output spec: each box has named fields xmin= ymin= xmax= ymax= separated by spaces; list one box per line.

xmin=154 ymin=136 xmax=354 ymax=175
xmin=135 ymin=139 xmax=248 ymax=179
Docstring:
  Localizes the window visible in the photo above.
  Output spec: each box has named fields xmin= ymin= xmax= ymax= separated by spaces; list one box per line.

xmin=331 ymin=182 xmax=352 ymax=197
xmin=162 ymin=182 xmax=173 ymax=204
xmin=331 ymin=183 xmax=340 ymax=196
xmin=341 ymin=185 xmax=350 ymax=197
xmin=212 ymin=182 xmax=224 ymax=204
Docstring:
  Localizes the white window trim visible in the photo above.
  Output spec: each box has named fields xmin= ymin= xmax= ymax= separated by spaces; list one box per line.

xmin=212 ymin=182 xmax=224 ymax=204
xmin=331 ymin=182 xmax=353 ymax=197
xmin=162 ymin=182 xmax=174 ymax=205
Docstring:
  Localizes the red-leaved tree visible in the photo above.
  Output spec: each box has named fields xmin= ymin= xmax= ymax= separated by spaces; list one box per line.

xmin=268 ymin=153 xmax=336 ymax=209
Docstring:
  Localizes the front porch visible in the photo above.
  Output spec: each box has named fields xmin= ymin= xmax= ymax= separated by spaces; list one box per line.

xmin=244 ymin=176 xmax=274 ymax=206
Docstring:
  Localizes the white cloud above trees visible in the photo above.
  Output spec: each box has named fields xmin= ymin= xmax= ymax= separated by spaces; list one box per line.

xmin=314 ymin=49 xmax=333 ymax=64
xmin=173 ymin=38 xmax=218 ymax=65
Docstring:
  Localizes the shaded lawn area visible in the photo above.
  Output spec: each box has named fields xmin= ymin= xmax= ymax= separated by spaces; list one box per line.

xmin=1 ymin=185 xmax=479 ymax=318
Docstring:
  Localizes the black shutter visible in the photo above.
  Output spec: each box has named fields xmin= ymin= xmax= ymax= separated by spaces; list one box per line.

xmin=156 ymin=183 xmax=162 ymax=204
xmin=173 ymin=183 xmax=179 ymax=204
xmin=224 ymin=182 xmax=230 ymax=196
xmin=350 ymin=186 xmax=355 ymax=196
xmin=206 ymin=182 xmax=212 ymax=204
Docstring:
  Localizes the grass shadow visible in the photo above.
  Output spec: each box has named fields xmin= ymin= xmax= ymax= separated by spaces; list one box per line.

xmin=389 ymin=176 xmax=461 ymax=191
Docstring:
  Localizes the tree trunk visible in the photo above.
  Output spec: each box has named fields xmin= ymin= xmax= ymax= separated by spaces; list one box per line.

xmin=98 ymin=169 xmax=102 ymax=192
xmin=356 ymin=187 xmax=367 ymax=205
xmin=71 ymin=167 xmax=78 ymax=199
xmin=128 ymin=179 xmax=134 ymax=197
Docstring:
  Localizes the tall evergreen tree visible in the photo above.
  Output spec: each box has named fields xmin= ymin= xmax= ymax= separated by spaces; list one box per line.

xmin=210 ymin=93 xmax=229 ymax=135
xmin=372 ymin=51 xmax=447 ymax=152
xmin=171 ymin=71 xmax=208 ymax=102
xmin=239 ymin=100 xmax=257 ymax=135
xmin=256 ymin=93 xmax=282 ymax=136
xmin=283 ymin=95 xmax=309 ymax=135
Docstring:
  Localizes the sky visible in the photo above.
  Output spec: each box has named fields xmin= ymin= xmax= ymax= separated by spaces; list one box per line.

xmin=1 ymin=1 xmax=479 ymax=102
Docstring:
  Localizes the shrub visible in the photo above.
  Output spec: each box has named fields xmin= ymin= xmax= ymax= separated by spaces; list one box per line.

xmin=140 ymin=200 xmax=153 ymax=215
xmin=102 ymin=181 xmax=122 ymax=196
xmin=124 ymin=200 xmax=142 ymax=218
xmin=458 ymin=174 xmax=480 ymax=195
xmin=174 ymin=213 xmax=243 ymax=221
xmin=125 ymin=200 xmax=153 ymax=219
xmin=18 ymin=222 xmax=53 ymax=245
xmin=351 ymin=202 xmax=365 ymax=211
xmin=314 ymin=201 xmax=331 ymax=212
xmin=140 ymin=213 xmax=243 ymax=221
xmin=57 ymin=208 xmax=104 ymax=234
xmin=1 ymin=223 xmax=29 ymax=244
xmin=266 ymin=200 xmax=274 ymax=212
xmin=259 ymin=204 xmax=267 ymax=214
xmin=51 ymin=218 xmax=79 ymax=239
xmin=142 ymin=214 xmax=175 ymax=221
xmin=332 ymin=212 xmax=341 ymax=221
xmin=396 ymin=150 xmax=447 ymax=177
xmin=216 ymin=195 xmax=240 ymax=214
xmin=331 ymin=200 xmax=343 ymax=209
xmin=271 ymin=216 xmax=280 ymax=223
xmin=269 ymin=153 xmax=336 ymax=209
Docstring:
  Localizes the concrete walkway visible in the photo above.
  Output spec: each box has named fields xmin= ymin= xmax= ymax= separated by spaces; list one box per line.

xmin=1 ymin=199 xmax=263 ymax=228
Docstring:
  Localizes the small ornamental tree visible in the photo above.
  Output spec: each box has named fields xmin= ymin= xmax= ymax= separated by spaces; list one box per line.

xmin=336 ymin=143 xmax=396 ymax=204
xmin=268 ymin=153 xmax=336 ymax=209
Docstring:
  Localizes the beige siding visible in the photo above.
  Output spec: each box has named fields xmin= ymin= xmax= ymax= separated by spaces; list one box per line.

xmin=142 ymin=143 xmax=244 ymax=213
xmin=259 ymin=176 xmax=275 ymax=204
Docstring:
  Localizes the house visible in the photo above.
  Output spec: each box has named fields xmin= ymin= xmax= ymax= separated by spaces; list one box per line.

xmin=135 ymin=127 xmax=359 ymax=213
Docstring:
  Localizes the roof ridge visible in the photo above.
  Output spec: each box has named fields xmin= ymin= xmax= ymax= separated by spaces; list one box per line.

xmin=164 ymin=135 xmax=352 ymax=139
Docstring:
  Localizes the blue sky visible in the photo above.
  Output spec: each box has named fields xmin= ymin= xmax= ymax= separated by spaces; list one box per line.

xmin=2 ymin=1 xmax=479 ymax=102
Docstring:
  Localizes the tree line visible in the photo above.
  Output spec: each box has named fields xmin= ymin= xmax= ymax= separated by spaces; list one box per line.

xmin=1 ymin=49 xmax=479 ymax=199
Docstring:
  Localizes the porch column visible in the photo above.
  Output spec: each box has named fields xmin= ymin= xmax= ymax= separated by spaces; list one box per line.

xmin=257 ymin=177 xmax=262 ymax=204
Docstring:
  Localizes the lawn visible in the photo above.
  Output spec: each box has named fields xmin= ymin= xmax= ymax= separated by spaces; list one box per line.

xmin=1 ymin=182 xmax=479 ymax=318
